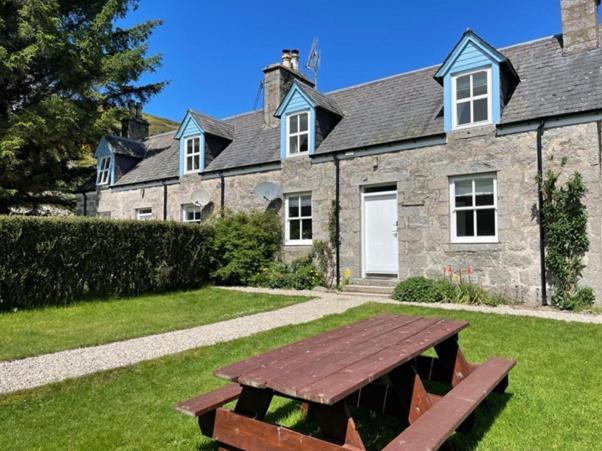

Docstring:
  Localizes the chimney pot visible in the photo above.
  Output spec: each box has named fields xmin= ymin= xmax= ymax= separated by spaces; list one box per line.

xmin=128 ymin=100 xmax=136 ymax=118
xmin=281 ymin=49 xmax=291 ymax=68
xmin=290 ymin=49 xmax=300 ymax=71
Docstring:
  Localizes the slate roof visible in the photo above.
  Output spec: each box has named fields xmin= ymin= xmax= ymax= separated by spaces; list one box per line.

xmin=295 ymin=83 xmax=344 ymax=117
xmin=189 ymin=111 xmax=234 ymax=140
xmin=103 ymin=31 xmax=602 ymax=186
xmin=105 ymin=135 xmax=146 ymax=158
xmin=114 ymin=131 xmax=179 ymax=185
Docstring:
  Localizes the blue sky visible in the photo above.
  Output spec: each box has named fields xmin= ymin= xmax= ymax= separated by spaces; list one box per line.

xmin=122 ymin=0 xmax=563 ymax=122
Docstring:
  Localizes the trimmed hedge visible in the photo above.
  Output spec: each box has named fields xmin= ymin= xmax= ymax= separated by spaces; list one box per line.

xmin=0 ymin=216 xmax=213 ymax=311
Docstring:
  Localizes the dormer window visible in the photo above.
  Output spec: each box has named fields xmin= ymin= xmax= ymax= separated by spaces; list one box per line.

xmin=185 ymin=137 xmax=200 ymax=173
xmin=287 ymin=112 xmax=309 ymax=156
xmin=97 ymin=156 xmax=111 ymax=185
xmin=452 ymin=68 xmax=491 ymax=129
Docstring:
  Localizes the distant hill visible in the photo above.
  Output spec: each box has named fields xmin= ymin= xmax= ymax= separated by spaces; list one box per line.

xmin=143 ymin=113 xmax=179 ymax=135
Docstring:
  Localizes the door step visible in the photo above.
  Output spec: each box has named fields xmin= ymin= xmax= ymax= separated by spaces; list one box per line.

xmin=342 ymin=284 xmax=395 ymax=297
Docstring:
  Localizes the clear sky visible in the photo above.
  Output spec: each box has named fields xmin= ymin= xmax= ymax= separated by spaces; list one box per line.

xmin=121 ymin=0 xmax=563 ymax=122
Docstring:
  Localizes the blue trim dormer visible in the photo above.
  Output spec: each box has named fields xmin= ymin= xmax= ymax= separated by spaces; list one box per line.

xmin=275 ymin=82 xmax=316 ymax=159
xmin=434 ymin=30 xmax=518 ymax=133
xmin=94 ymin=137 xmax=115 ymax=186
xmin=176 ymin=111 xmax=205 ymax=176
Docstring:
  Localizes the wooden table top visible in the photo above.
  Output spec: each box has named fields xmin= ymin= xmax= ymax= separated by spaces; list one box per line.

xmin=215 ymin=314 xmax=468 ymax=405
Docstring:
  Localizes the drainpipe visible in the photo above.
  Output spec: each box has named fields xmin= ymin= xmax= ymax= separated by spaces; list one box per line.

xmin=82 ymin=192 xmax=87 ymax=216
xmin=536 ymin=122 xmax=548 ymax=305
xmin=220 ymin=173 xmax=225 ymax=215
xmin=163 ymin=183 xmax=168 ymax=220
xmin=334 ymin=155 xmax=341 ymax=287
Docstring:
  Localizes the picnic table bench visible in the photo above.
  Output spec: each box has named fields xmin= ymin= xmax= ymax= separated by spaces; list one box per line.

xmin=176 ymin=314 xmax=515 ymax=450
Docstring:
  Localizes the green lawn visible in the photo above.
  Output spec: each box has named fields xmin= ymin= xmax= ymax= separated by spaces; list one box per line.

xmin=0 ymin=287 xmax=309 ymax=361
xmin=1 ymin=302 xmax=601 ymax=450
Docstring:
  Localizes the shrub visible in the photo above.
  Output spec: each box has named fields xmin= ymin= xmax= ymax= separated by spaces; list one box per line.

xmin=392 ymin=277 xmax=447 ymax=303
xmin=208 ymin=210 xmax=282 ymax=286
xmin=555 ymin=286 xmax=595 ymax=311
xmin=252 ymin=257 xmax=324 ymax=290
xmin=0 ymin=216 xmax=212 ymax=311
xmin=393 ymin=276 xmax=509 ymax=306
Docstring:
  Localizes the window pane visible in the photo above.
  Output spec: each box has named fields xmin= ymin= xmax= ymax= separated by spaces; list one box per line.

xmin=475 ymin=178 xmax=494 ymax=206
xmin=456 ymin=75 xmax=471 ymax=99
xmin=456 ymin=101 xmax=471 ymax=125
xmin=472 ymin=72 xmax=488 ymax=96
xmin=288 ymin=196 xmax=299 ymax=218
xmin=302 ymin=219 xmax=312 ymax=239
xmin=289 ymin=136 xmax=298 ymax=154
xmin=456 ymin=210 xmax=474 ymax=237
xmin=476 ymin=209 xmax=496 ymax=236
xmin=187 ymin=139 xmax=193 ymax=155
xmin=299 ymin=133 xmax=308 ymax=153
xmin=473 ymin=98 xmax=488 ymax=122
xmin=455 ymin=180 xmax=473 ymax=207
xmin=300 ymin=196 xmax=311 ymax=216
xmin=289 ymin=115 xmax=298 ymax=133
xmin=289 ymin=219 xmax=301 ymax=240
xmin=299 ymin=113 xmax=308 ymax=132
xmin=187 ymin=156 xmax=193 ymax=171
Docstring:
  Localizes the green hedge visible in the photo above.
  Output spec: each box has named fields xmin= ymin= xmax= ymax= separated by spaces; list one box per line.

xmin=0 ymin=216 xmax=213 ymax=311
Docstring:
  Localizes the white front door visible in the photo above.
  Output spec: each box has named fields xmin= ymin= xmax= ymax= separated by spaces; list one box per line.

xmin=362 ymin=191 xmax=399 ymax=276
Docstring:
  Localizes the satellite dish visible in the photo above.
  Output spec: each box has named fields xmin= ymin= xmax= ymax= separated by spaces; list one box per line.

xmin=255 ymin=182 xmax=280 ymax=201
xmin=191 ymin=189 xmax=211 ymax=207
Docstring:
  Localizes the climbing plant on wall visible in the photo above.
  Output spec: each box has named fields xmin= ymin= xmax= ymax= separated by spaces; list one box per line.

xmin=541 ymin=157 xmax=594 ymax=309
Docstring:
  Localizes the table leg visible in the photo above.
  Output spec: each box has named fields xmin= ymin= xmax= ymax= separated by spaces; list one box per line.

xmin=430 ymin=334 xmax=475 ymax=386
xmin=389 ymin=362 xmax=434 ymax=427
xmin=215 ymin=386 xmax=273 ymax=451
xmin=308 ymin=400 xmax=365 ymax=450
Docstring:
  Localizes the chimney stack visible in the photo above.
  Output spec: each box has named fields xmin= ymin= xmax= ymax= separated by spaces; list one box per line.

xmin=561 ymin=0 xmax=600 ymax=54
xmin=290 ymin=49 xmax=300 ymax=71
xmin=121 ymin=100 xmax=150 ymax=141
xmin=262 ymin=49 xmax=314 ymax=127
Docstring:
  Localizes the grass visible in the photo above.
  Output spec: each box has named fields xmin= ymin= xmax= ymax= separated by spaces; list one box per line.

xmin=0 ymin=287 xmax=309 ymax=361
xmin=1 ymin=302 xmax=601 ymax=450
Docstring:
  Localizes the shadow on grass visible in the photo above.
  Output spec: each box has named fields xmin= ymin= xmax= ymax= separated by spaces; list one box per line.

xmin=197 ymin=392 xmax=512 ymax=451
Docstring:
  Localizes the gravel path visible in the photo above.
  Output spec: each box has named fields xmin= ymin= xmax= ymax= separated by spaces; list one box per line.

xmin=2 ymin=287 xmax=600 ymax=395
xmin=0 ymin=294 xmax=367 ymax=395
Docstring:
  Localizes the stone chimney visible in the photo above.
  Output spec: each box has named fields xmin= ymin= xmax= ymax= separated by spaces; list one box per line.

xmin=561 ymin=0 xmax=600 ymax=54
xmin=262 ymin=49 xmax=314 ymax=128
xmin=121 ymin=101 xmax=150 ymax=140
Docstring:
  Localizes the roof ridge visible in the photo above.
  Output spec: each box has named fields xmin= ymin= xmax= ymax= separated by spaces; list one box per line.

xmin=221 ymin=109 xmax=262 ymax=121
xmin=144 ymin=130 xmax=177 ymax=140
xmin=324 ymin=33 xmax=558 ymax=97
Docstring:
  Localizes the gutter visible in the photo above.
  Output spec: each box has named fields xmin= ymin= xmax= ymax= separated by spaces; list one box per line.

xmin=333 ymin=155 xmax=341 ymax=286
xmin=536 ymin=122 xmax=548 ymax=306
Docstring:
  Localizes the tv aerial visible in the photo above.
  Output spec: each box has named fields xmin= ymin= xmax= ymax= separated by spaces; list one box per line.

xmin=306 ymin=38 xmax=321 ymax=88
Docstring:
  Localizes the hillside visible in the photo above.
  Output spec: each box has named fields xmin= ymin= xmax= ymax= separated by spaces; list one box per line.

xmin=143 ymin=113 xmax=179 ymax=135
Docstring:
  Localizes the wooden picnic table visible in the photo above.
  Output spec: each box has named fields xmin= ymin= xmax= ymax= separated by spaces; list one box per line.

xmin=177 ymin=314 xmax=516 ymax=450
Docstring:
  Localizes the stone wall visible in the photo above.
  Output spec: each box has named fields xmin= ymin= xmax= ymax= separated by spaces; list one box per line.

xmin=77 ymin=121 xmax=602 ymax=305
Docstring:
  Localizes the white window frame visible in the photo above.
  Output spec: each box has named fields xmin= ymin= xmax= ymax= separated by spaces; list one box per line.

xmin=181 ymin=204 xmax=203 ymax=223
xmin=285 ymin=193 xmax=313 ymax=245
xmin=136 ymin=208 xmax=153 ymax=221
xmin=97 ymin=156 xmax=111 ymax=185
xmin=449 ymin=173 xmax=498 ymax=244
xmin=286 ymin=111 xmax=310 ymax=157
xmin=451 ymin=67 xmax=493 ymax=130
xmin=184 ymin=136 xmax=201 ymax=173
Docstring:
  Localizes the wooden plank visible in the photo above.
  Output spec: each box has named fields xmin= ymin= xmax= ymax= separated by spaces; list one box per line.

xmin=175 ymin=383 xmax=242 ymax=417
xmin=267 ymin=318 xmax=440 ymax=398
xmin=215 ymin=314 xmax=399 ymax=381
xmin=238 ymin=315 xmax=425 ymax=389
xmin=298 ymin=320 xmax=469 ymax=405
xmin=212 ymin=408 xmax=357 ymax=451
xmin=382 ymin=358 xmax=516 ymax=451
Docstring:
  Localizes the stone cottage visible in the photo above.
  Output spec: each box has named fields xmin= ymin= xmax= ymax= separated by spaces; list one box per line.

xmin=77 ymin=0 xmax=602 ymax=305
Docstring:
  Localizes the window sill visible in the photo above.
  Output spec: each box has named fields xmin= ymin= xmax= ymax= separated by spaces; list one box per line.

xmin=450 ymin=238 xmax=498 ymax=245
xmin=285 ymin=152 xmax=310 ymax=160
xmin=284 ymin=240 xmax=313 ymax=247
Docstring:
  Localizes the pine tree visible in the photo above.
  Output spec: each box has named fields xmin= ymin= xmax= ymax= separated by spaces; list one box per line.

xmin=0 ymin=0 xmax=165 ymax=213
